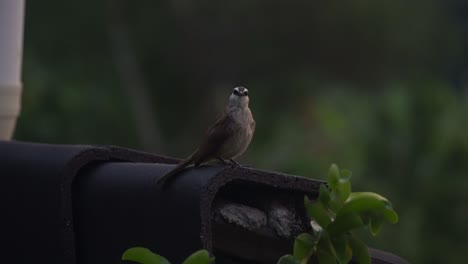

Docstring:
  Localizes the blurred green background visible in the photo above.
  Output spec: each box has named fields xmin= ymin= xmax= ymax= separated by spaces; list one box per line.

xmin=14 ymin=0 xmax=468 ymax=263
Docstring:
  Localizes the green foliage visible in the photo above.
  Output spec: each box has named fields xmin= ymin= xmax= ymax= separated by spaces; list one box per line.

xmin=122 ymin=248 xmax=213 ymax=264
xmin=122 ymin=247 xmax=170 ymax=264
xmin=257 ymin=84 xmax=468 ymax=263
xmin=348 ymin=236 xmax=370 ymax=264
xmin=182 ymin=250 xmax=214 ymax=264
xmin=280 ymin=164 xmax=398 ymax=264
xmin=294 ymin=233 xmax=318 ymax=261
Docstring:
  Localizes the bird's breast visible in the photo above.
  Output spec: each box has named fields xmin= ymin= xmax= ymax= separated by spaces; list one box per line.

xmin=219 ymin=108 xmax=254 ymax=159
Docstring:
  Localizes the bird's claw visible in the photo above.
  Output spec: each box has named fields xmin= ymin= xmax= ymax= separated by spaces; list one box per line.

xmin=216 ymin=157 xmax=227 ymax=165
xmin=229 ymin=159 xmax=241 ymax=166
xmin=215 ymin=158 xmax=241 ymax=167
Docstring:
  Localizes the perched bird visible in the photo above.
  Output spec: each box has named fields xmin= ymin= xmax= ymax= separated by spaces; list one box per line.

xmin=157 ymin=86 xmax=255 ymax=186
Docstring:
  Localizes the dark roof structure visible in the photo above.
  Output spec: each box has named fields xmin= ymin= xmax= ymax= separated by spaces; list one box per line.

xmin=0 ymin=140 xmax=407 ymax=264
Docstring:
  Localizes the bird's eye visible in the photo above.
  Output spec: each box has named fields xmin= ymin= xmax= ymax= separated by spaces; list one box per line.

xmin=244 ymin=91 xmax=249 ymax=96
xmin=233 ymin=89 xmax=240 ymax=95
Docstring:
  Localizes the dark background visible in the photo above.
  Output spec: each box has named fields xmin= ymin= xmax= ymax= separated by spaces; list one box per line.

xmin=15 ymin=1 xmax=468 ymax=263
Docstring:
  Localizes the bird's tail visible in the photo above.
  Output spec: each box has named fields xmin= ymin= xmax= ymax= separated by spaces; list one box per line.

xmin=156 ymin=151 xmax=197 ymax=186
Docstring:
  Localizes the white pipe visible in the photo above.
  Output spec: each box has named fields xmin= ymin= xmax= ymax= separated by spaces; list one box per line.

xmin=0 ymin=0 xmax=25 ymax=140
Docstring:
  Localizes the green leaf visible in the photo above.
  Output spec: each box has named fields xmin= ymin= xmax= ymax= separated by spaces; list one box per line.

xmin=122 ymin=247 xmax=170 ymax=264
xmin=337 ymin=170 xmax=352 ymax=201
xmin=327 ymin=165 xmax=352 ymax=203
xmin=182 ymin=250 xmax=214 ymax=264
xmin=359 ymin=211 xmax=370 ymax=226
xmin=327 ymin=164 xmax=341 ymax=192
xmin=277 ymin=255 xmax=301 ymax=264
xmin=294 ymin=233 xmax=317 ymax=260
xmin=332 ymin=235 xmax=352 ymax=264
xmin=304 ymin=196 xmax=332 ymax=228
xmin=370 ymin=216 xmax=384 ymax=236
xmin=327 ymin=213 xmax=365 ymax=236
xmin=376 ymin=205 xmax=399 ymax=224
xmin=318 ymin=231 xmax=338 ymax=260
xmin=358 ymin=203 xmax=399 ymax=226
xmin=316 ymin=251 xmax=336 ymax=264
xmin=318 ymin=184 xmax=331 ymax=205
xmin=348 ymin=234 xmax=370 ymax=264
xmin=328 ymin=197 xmax=343 ymax=214
xmin=338 ymin=192 xmax=399 ymax=224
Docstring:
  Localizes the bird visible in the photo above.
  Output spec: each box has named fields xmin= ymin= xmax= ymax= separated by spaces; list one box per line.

xmin=156 ymin=86 xmax=255 ymax=186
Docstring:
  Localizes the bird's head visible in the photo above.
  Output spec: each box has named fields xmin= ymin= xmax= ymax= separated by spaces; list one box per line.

xmin=229 ymin=86 xmax=249 ymax=108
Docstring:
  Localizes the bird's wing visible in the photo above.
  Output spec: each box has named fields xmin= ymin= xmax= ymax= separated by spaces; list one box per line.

xmin=193 ymin=113 xmax=234 ymax=165
xmin=251 ymin=119 xmax=256 ymax=133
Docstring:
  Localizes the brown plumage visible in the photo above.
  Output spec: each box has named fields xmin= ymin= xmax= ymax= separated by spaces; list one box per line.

xmin=156 ymin=86 xmax=255 ymax=186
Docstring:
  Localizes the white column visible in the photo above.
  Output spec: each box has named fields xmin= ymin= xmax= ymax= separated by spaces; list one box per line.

xmin=0 ymin=0 xmax=25 ymax=140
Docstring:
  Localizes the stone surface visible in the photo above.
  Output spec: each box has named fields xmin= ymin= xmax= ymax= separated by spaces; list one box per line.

xmin=268 ymin=202 xmax=302 ymax=238
xmin=219 ymin=203 xmax=267 ymax=231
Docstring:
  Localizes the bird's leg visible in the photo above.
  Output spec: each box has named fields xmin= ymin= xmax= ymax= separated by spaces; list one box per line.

xmin=229 ymin=159 xmax=241 ymax=166
xmin=216 ymin=157 xmax=227 ymax=165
